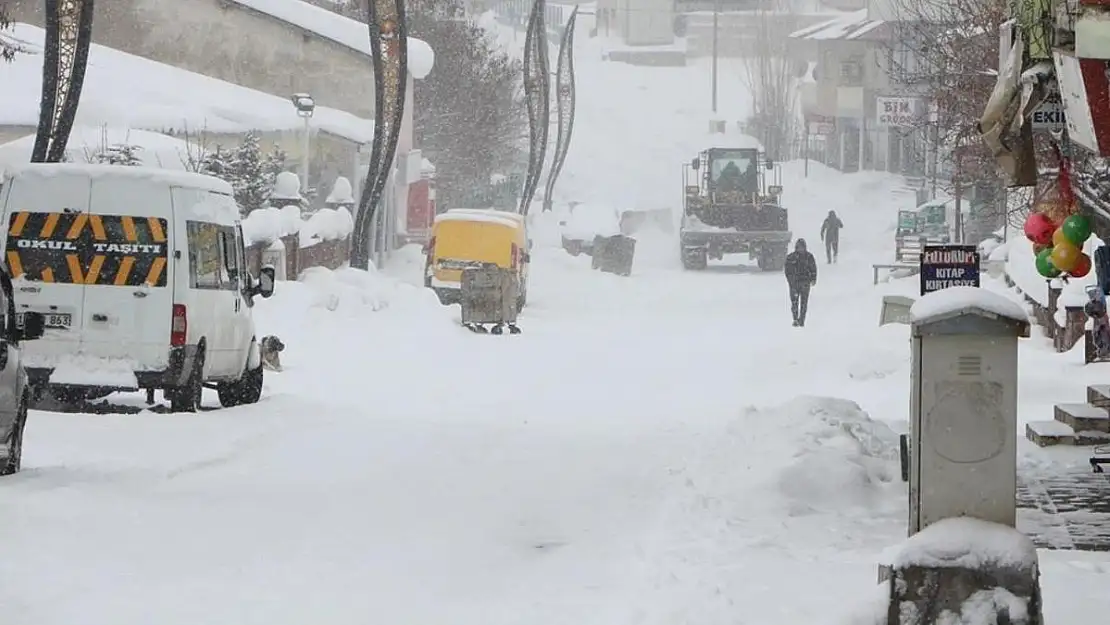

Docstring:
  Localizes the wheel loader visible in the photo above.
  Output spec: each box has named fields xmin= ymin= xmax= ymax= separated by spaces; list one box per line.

xmin=679 ymin=148 xmax=792 ymax=271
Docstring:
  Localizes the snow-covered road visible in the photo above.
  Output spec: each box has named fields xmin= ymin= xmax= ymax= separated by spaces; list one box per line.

xmin=0 ymin=203 xmax=915 ymax=623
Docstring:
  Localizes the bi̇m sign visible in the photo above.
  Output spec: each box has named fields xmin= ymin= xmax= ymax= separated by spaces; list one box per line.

xmin=920 ymin=245 xmax=980 ymax=295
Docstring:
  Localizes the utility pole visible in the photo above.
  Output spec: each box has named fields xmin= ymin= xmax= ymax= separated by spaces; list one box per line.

xmin=954 ymin=133 xmax=964 ymax=243
xmin=711 ymin=0 xmax=720 ymax=113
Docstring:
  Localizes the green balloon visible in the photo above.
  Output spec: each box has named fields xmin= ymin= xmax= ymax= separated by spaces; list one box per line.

xmin=1062 ymin=214 xmax=1093 ymax=246
xmin=1036 ymin=247 xmax=1062 ymax=278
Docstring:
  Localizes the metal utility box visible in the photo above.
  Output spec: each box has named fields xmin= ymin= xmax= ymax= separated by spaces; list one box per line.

xmin=908 ymin=289 xmax=1030 ymax=535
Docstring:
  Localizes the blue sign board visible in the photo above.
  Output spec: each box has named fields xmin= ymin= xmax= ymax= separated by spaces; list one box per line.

xmin=920 ymin=244 xmax=980 ymax=295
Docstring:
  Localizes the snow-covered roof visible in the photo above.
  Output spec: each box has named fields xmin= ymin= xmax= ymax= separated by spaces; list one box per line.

xmin=0 ymin=126 xmax=197 ymax=170
xmin=909 ymin=286 xmax=1029 ymax=327
xmin=0 ymin=23 xmax=376 ymax=144
xmin=434 ymin=211 xmax=520 ymax=228
xmin=2 ymin=162 xmax=234 ymax=194
xmin=788 ymin=9 xmax=886 ymax=41
xmin=224 ymin=0 xmax=435 ymax=79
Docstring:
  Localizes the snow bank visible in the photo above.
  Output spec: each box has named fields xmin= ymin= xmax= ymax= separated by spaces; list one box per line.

xmin=988 ymin=240 xmax=1009 ymax=262
xmin=910 ymin=285 xmax=1029 ymax=325
xmin=258 ymin=266 xmax=446 ymax=320
xmin=0 ymin=23 xmax=376 ymax=143
xmin=224 ymin=0 xmax=435 ymax=79
xmin=1005 ymin=236 xmax=1050 ymax=305
xmin=242 ymin=205 xmax=303 ymax=246
xmin=772 ymin=397 xmax=901 ymax=512
xmin=892 ymin=517 xmax=1038 ymax=573
xmin=833 ymin=582 xmax=889 ymax=625
xmin=46 ymin=354 xmax=140 ymax=388
xmin=299 ymin=207 xmax=353 ymax=246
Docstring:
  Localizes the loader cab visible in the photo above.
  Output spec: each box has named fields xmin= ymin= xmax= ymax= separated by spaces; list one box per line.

xmin=687 ymin=148 xmax=782 ymax=204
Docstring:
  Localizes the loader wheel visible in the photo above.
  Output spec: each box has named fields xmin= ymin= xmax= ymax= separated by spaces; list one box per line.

xmin=681 ymin=246 xmax=708 ymax=270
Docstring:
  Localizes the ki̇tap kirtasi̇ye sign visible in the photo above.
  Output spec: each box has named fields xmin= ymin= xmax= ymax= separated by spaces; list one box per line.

xmin=920 ymin=245 xmax=980 ymax=295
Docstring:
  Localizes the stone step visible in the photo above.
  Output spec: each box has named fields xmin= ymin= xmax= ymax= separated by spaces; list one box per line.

xmin=1027 ymin=420 xmax=1075 ymax=447
xmin=1055 ymin=403 xmax=1110 ymax=434
xmin=1089 ymin=385 xmax=1110 ymax=410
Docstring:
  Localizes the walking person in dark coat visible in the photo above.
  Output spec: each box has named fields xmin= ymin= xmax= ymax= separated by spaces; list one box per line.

xmin=820 ymin=210 xmax=844 ymax=264
xmin=784 ymin=238 xmax=818 ymax=327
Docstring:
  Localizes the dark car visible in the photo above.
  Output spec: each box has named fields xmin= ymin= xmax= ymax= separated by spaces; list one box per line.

xmin=0 ymin=265 xmax=45 ymax=475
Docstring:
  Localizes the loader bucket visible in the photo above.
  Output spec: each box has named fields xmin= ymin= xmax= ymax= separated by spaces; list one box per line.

xmin=620 ymin=209 xmax=674 ymax=236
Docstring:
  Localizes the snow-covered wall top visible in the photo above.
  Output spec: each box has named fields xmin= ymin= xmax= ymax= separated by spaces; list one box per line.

xmin=242 ymin=205 xmax=354 ymax=247
xmin=226 ymin=0 xmax=436 ymax=79
xmin=0 ymin=23 xmax=376 ymax=144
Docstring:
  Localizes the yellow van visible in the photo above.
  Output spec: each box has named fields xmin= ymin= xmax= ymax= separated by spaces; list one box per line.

xmin=423 ymin=208 xmax=530 ymax=309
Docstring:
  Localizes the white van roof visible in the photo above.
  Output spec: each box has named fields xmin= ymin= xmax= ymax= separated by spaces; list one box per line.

xmin=2 ymin=163 xmax=234 ymax=195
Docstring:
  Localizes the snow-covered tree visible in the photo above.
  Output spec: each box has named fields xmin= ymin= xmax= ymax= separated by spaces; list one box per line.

xmin=313 ymin=0 xmax=526 ymax=209
xmin=87 ymin=143 xmax=144 ymax=166
xmin=200 ymin=132 xmax=287 ymax=215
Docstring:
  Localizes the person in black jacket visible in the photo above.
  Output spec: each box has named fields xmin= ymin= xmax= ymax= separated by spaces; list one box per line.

xmin=820 ymin=210 xmax=844 ymax=264
xmin=783 ymin=238 xmax=818 ymax=327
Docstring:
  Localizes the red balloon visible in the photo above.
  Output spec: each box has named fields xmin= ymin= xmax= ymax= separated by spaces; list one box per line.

xmin=1071 ymin=252 xmax=1093 ymax=278
xmin=1024 ymin=212 xmax=1056 ymax=246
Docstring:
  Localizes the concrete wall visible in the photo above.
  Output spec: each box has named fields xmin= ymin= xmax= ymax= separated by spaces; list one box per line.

xmin=6 ymin=0 xmax=377 ymax=120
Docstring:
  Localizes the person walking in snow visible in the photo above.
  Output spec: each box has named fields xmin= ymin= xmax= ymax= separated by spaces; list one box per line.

xmin=784 ymin=238 xmax=818 ymax=327
xmin=819 ymin=210 xmax=844 ymax=264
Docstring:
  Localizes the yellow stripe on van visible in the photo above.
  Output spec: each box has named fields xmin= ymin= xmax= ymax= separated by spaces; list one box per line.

xmin=65 ymin=254 xmax=86 ymax=283
xmin=146 ymin=257 xmax=166 ymax=286
xmin=8 ymin=212 xmax=28 ymax=237
xmin=41 ymin=213 xmax=60 ymax=238
xmin=84 ymin=255 xmax=106 ymax=285
xmin=89 ymin=215 xmax=107 ymax=241
xmin=114 ymin=256 xmax=135 ymax=286
xmin=65 ymin=214 xmax=87 ymax=239
xmin=121 ymin=216 xmax=138 ymax=242
xmin=6 ymin=251 xmax=22 ymax=279
xmin=41 ymin=267 xmax=54 ymax=283
xmin=148 ymin=217 xmax=166 ymax=242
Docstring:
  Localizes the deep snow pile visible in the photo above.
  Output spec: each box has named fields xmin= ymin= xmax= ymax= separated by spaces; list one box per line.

xmin=255 ymin=265 xmax=448 ymax=321
xmin=772 ymin=397 xmax=902 ymax=515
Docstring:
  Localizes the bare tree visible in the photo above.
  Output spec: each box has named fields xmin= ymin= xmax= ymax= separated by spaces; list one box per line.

xmin=739 ymin=3 xmax=800 ymax=161
xmin=1 ymin=5 xmax=23 ymax=62
xmin=304 ymin=0 xmax=527 ymax=207
xmin=882 ymin=0 xmax=1013 ymax=186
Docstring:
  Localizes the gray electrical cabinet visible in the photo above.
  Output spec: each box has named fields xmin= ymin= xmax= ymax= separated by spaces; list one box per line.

xmin=908 ymin=290 xmax=1030 ymax=535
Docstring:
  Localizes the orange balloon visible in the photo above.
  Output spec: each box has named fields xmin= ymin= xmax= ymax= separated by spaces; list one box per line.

xmin=1051 ymin=242 xmax=1082 ymax=272
xmin=1053 ymin=227 xmax=1072 ymax=247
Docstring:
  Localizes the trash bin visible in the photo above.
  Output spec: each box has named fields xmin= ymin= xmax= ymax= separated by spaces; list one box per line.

xmin=460 ymin=266 xmax=521 ymax=334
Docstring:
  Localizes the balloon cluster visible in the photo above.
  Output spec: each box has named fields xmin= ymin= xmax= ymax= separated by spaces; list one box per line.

xmin=1024 ymin=212 xmax=1093 ymax=278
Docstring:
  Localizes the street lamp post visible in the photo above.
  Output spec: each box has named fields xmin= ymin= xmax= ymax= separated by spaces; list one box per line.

xmin=711 ymin=0 xmax=720 ymax=113
xmin=290 ymin=93 xmax=316 ymax=194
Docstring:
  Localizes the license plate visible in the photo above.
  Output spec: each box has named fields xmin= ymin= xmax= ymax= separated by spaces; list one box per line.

xmin=18 ymin=313 xmax=72 ymax=329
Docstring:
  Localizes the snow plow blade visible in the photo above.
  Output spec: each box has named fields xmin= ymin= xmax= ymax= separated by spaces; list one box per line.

xmin=620 ymin=209 xmax=673 ymax=236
